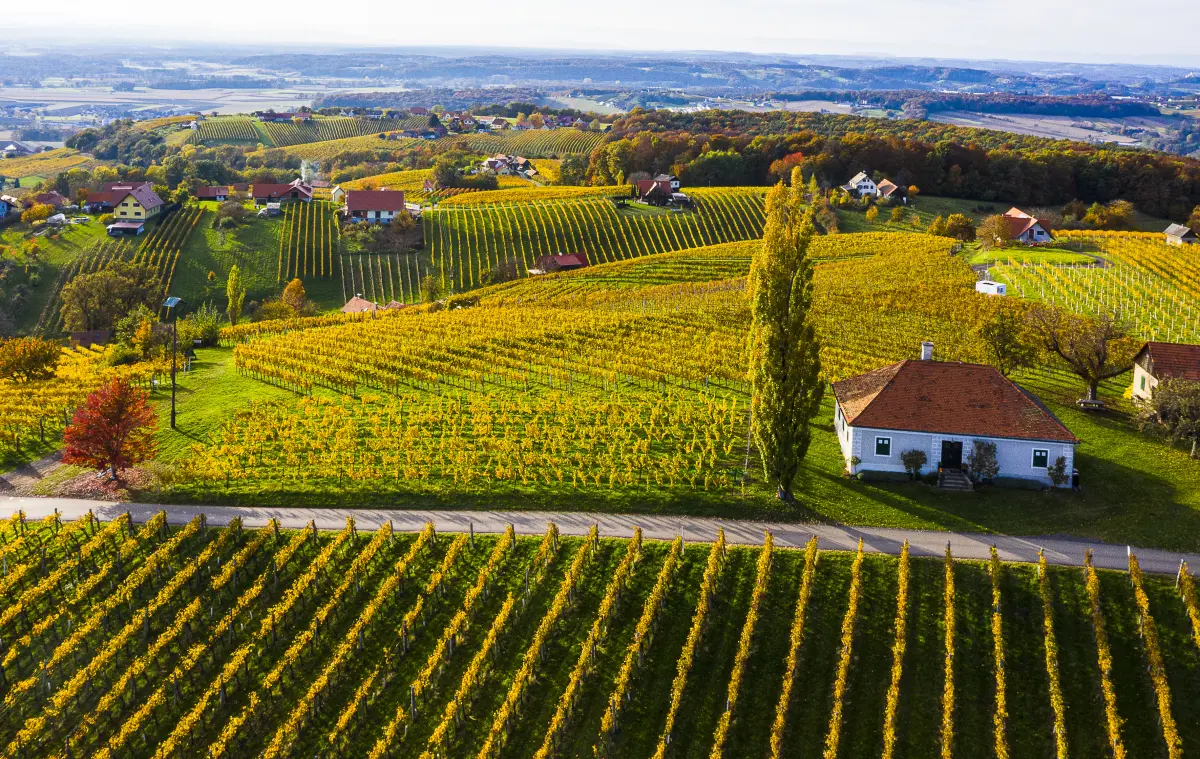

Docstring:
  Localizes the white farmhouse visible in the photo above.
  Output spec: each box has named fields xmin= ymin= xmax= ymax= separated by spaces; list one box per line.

xmin=843 ymin=171 xmax=878 ymax=197
xmin=832 ymin=343 xmax=1078 ymax=488
xmin=1002 ymin=207 xmax=1053 ymax=244
xmin=343 ymin=189 xmax=408 ymax=224
xmin=1131 ymin=341 xmax=1200 ymax=402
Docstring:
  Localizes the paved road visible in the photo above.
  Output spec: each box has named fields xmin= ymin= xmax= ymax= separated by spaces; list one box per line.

xmin=3 ymin=495 xmax=1197 ymax=576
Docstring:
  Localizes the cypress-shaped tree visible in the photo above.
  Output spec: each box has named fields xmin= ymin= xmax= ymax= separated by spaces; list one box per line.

xmin=748 ymin=175 xmax=824 ymax=501
xmin=226 ymin=264 xmax=246 ymax=326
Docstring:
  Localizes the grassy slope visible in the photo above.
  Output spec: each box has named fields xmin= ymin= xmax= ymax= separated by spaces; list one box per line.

xmin=2 ymin=221 xmax=108 ymax=334
xmin=170 ymin=202 xmax=344 ymax=312
xmin=145 ymin=347 xmax=1200 ymax=553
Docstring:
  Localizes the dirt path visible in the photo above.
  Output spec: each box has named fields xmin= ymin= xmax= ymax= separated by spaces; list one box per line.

xmin=0 ymin=451 xmax=63 ymax=494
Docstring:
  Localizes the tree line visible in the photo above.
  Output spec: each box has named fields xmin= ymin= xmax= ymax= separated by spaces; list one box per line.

xmin=586 ymin=110 xmax=1200 ymax=218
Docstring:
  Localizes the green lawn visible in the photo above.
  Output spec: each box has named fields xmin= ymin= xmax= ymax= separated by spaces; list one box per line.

xmin=142 ymin=349 xmax=1200 ymax=553
xmin=2 ymin=221 xmax=109 ymax=335
xmin=838 ymin=195 xmax=1176 ymax=235
xmin=169 ymin=203 xmax=345 ymax=312
xmin=965 ymin=244 xmax=1097 ymax=266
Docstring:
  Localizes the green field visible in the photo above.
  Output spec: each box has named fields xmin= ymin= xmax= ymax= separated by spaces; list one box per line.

xmin=1 ymin=515 xmax=1196 ymax=759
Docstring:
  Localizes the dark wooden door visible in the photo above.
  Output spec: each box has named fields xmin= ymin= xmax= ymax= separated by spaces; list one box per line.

xmin=941 ymin=441 xmax=963 ymax=469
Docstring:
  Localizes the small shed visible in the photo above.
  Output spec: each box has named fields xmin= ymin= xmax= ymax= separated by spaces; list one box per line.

xmin=1165 ymin=224 xmax=1196 ymax=246
xmin=107 ymin=220 xmax=146 ymax=236
xmin=975 ymin=280 xmax=1007 ymax=296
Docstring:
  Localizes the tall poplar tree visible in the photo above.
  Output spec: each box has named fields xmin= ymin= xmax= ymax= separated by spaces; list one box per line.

xmin=226 ymin=264 xmax=246 ymax=327
xmin=748 ymin=175 xmax=823 ymax=502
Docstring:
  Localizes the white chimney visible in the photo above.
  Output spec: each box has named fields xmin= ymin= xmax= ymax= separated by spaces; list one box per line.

xmin=920 ymin=341 xmax=935 ymax=361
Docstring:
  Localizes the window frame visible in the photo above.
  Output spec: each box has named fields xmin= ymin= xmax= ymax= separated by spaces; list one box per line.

xmin=1032 ymin=448 xmax=1049 ymax=468
xmin=875 ymin=436 xmax=891 ymax=457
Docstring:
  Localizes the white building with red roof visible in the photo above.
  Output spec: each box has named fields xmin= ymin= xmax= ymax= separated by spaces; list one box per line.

xmin=342 ymin=189 xmax=408 ymax=224
xmin=1131 ymin=341 xmax=1200 ymax=401
xmin=1002 ymin=207 xmax=1053 ymax=244
xmin=832 ymin=343 xmax=1078 ymax=488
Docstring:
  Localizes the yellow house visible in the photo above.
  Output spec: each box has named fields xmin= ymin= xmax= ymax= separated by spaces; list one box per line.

xmin=113 ymin=184 xmax=165 ymax=221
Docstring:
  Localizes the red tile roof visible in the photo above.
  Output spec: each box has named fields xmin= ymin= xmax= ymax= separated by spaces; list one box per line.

xmin=344 ymin=189 xmax=406 ymax=213
xmin=536 ymin=253 xmax=589 ymax=271
xmin=84 ymin=190 xmax=119 ymax=205
xmin=832 ymin=360 xmax=1077 ymax=443
xmin=32 ymin=191 xmax=68 ymax=207
xmin=102 ymin=181 xmax=151 ymax=192
xmin=1003 ymin=207 xmax=1049 ymax=239
xmin=1135 ymin=342 xmax=1200 ymax=383
xmin=635 ymin=179 xmax=671 ymax=197
xmin=340 ymin=296 xmax=377 ymax=314
xmin=253 ymin=183 xmax=312 ymax=200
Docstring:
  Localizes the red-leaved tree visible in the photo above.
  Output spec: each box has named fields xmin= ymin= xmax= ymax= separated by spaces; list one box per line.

xmin=62 ymin=378 xmax=158 ymax=481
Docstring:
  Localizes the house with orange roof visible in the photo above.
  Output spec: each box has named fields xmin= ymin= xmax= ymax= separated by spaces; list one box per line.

xmin=1002 ymin=207 xmax=1053 ymax=244
xmin=1131 ymin=341 xmax=1200 ymax=402
xmin=832 ymin=342 xmax=1078 ymax=488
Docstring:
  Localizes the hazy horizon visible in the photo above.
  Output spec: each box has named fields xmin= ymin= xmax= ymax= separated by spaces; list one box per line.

xmin=7 ymin=0 xmax=1200 ymax=70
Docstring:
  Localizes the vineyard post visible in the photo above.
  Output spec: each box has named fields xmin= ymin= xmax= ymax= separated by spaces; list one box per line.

xmin=162 ymin=296 xmax=183 ymax=428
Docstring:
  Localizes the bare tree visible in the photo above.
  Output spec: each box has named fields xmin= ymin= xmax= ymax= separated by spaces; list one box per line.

xmin=1026 ymin=307 xmax=1137 ymax=401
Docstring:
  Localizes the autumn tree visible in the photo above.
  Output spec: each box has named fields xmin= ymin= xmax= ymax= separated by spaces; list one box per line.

xmin=945 ymin=213 xmax=976 ymax=241
xmin=420 ymin=274 xmax=444 ymax=304
xmin=1027 ymin=306 xmax=1138 ymax=401
xmin=226 ymin=264 xmax=246 ymax=326
xmin=0 ymin=337 xmax=61 ymax=381
xmin=1137 ymin=379 xmax=1200 ymax=459
xmin=62 ymin=378 xmax=158 ymax=481
xmin=976 ymin=214 xmax=1013 ymax=250
xmin=59 ymin=261 xmax=160 ymax=331
xmin=748 ymin=174 xmax=824 ymax=502
xmin=927 ymin=215 xmax=948 ymax=236
xmin=1187 ymin=206 xmax=1200 ymax=231
xmin=974 ymin=301 xmax=1036 ymax=376
xmin=281 ymin=278 xmax=306 ymax=312
xmin=865 ymin=205 xmax=879 ymax=223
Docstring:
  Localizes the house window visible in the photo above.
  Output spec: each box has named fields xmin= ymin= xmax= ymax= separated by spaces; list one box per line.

xmin=119 ymin=211 xmax=127 ymax=216
xmin=1032 ymin=449 xmax=1049 ymax=468
xmin=875 ymin=437 xmax=891 ymax=457
xmin=1140 ymin=375 xmax=1146 ymax=390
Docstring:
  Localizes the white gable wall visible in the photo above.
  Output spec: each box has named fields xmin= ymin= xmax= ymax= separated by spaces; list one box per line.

xmin=1131 ymin=363 xmax=1158 ymax=402
xmin=835 ymin=402 xmax=1074 ymax=487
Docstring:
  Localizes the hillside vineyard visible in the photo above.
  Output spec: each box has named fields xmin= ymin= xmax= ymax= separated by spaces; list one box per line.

xmin=1 ymin=513 xmax=1198 ymax=758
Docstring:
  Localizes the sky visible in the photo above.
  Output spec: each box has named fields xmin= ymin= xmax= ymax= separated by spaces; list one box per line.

xmin=8 ymin=0 xmax=1200 ymax=67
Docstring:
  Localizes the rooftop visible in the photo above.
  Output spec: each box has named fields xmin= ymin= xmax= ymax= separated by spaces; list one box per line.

xmin=832 ymin=359 xmax=1077 ymax=443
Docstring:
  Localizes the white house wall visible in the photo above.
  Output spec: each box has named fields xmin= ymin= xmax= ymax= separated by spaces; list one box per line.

xmin=1131 ymin=363 xmax=1158 ymax=401
xmin=840 ymin=416 xmax=1075 ymax=487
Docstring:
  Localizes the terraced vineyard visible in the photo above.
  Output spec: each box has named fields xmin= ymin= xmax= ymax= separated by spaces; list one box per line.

xmin=990 ymin=231 xmax=1200 ymax=343
xmin=277 ymin=200 xmax=340 ymax=282
xmin=260 ymin=117 xmax=426 ymax=147
xmin=423 ymin=188 xmax=769 ymax=291
xmin=268 ymin=135 xmax=419 ymax=161
xmin=33 ymin=207 xmax=204 ymax=335
xmin=338 ymin=251 xmax=430 ymax=306
xmin=433 ymin=129 xmax=605 ymax=157
xmin=187 ymin=118 xmax=262 ymax=144
xmin=3 ymin=513 xmax=1197 ymax=759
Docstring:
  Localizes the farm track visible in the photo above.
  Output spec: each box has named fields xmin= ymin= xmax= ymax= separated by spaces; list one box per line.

xmin=5 ymin=496 xmax=1199 ymax=575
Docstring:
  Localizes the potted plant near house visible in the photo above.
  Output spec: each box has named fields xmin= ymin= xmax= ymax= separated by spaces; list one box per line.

xmin=966 ymin=440 xmax=1000 ymax=485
